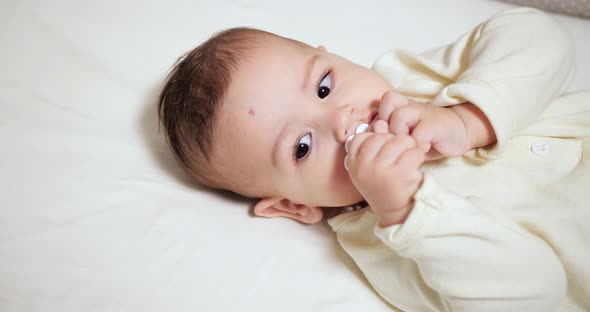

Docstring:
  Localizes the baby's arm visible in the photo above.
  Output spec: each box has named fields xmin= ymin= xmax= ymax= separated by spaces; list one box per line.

xmin=345 ymin=131 xmax=566 ymax=310
xmin=373 ymin=175 xmax=567 ymax=311
xmin=374 ymin=7 xmax=575 ymax=156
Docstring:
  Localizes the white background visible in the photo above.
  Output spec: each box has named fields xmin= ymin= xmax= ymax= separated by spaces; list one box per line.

xmin=1 ymin=1 xmax=589 ymax=311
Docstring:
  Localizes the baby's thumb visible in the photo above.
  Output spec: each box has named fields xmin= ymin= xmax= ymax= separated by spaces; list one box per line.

xmin=411 ymin=124 xmax=432 ymax=154
xmin=413 ymin=126 xmax=444 ymax=161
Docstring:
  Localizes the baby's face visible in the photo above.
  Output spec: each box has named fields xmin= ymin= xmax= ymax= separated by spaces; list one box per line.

xmin=215 ymin=36 xmax=392 ymax=211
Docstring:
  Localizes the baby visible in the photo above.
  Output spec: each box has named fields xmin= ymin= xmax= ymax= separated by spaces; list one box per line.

xmin=158 ymin=7 xmax=590 ymax=311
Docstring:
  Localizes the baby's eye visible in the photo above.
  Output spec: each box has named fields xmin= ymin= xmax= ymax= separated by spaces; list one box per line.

xmin=295 ymin=133 xmax=311 ymax=161
xmin=317 ymin=72 xmax=332 ymax=99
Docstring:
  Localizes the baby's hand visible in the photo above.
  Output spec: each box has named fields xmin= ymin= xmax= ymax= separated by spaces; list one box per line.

xmin=375 ymin=91 xmax=472 ymax=160
xmin=345 ymin=132 xmax=425 ymax=227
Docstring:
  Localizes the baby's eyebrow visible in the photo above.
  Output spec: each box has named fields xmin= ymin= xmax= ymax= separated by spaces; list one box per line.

xmin=302 ymin=54 xmax=320 ymax=91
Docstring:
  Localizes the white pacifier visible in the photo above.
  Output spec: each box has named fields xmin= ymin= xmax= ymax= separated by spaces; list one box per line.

xmin=344 ymin=123 xmax=369 ymax=172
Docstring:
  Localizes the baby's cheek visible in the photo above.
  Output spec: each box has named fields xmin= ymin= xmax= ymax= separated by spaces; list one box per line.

xmin=329 ymin=164 xmax=362 ymax=204
xmin=329 ymin=152 xmax=349 ymax=188
xmin=314 ymin=144 xmax=362 ymax=206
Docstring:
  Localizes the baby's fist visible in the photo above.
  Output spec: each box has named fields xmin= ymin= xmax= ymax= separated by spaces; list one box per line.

xmin=345 ymin=133 xmax=425 ymax=227
xmin=377 ymin=90 xmax=472 ymax=160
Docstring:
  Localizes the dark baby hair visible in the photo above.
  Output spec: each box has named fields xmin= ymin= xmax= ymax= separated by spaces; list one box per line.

xmin=157 ymin=27 xmax=270 ymax=189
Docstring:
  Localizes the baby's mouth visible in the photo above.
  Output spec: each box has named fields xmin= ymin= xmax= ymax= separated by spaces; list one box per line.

xmin=369 ymin=112 xmax=379 ymax=125
xmin=351 ymin=200 xmax=368 ymax=210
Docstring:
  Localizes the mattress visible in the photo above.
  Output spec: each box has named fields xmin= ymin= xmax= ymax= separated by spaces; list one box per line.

xmin=1 ymin=1 xmax=589 ymax=311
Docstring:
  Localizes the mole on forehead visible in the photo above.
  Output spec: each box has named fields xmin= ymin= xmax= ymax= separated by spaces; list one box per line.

xmin=248 ymin=108 xmax=255 ymax=116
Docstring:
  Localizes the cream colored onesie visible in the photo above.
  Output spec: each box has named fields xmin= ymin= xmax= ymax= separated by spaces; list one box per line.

xmin=328 ymin=7 xmax=590 ymax=312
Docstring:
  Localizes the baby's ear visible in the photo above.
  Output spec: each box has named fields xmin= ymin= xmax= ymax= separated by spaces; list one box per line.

xmin=254 ymin=197 xmax=323 ymax=224
xmin=317 ymin=45 xmax=327 ymax=53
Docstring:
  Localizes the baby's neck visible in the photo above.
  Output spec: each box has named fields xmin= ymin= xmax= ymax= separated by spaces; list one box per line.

xmin=324 ymin=200 xmax=368 ymax=220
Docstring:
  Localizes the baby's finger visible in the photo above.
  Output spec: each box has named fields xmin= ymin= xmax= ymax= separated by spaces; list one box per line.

xmin=425 ymin=149 xmax=443 ymax=161
xmin=389 ymin=104 xmax=421 ymax=136
xmin=353 ymin=134 xmax=392 ymax=162
xmin=395 ymin=147 xmax=426 ymax=170
xmin=379 ymin=90 xmax=409 ymax=123
xmin=375 ymin=135 xmax=417 ymax=166
xmin=371 ymin=119 xmax=389 ymax=134
xmin=344 ymin=133 xmax=374 ymax=171
xmin=345 ymin=133 xmax=371 ymax=155
xmin=409 ymin=122 xmax=434 ymax=154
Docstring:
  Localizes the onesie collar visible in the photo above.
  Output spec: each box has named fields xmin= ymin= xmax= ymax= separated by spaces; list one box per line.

xmin=326 ymin=204 xmax=370 ymax=232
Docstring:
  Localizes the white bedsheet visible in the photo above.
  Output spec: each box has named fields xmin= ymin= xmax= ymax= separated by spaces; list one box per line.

xmin=1 ymin=1 xmax=589 ymax=311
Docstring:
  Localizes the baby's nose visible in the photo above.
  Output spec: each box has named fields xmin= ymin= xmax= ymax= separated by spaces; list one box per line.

xmin=331 ymin=105 xmax=355 ymax=142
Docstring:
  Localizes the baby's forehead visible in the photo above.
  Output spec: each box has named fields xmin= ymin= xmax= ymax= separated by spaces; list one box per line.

xmin=218 ymin=33 xmax=316 ymax=133
xmin=245 ymin=35 xmax=311 ymax=63
xmin=228 ymin=38 xmax=313 ymax=94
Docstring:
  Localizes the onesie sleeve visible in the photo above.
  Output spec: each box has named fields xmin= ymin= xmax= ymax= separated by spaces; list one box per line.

xmin=373 ymin=174 xmax=567 ymax=311
xmin=373 ymin=7 xmax=575 ymax=158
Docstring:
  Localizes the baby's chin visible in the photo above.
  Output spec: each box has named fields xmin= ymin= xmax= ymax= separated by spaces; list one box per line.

xmin=328 ymin=180 xmax=365 ymax=207
xmin=321 ymin=190 xmax=365 ymax=208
